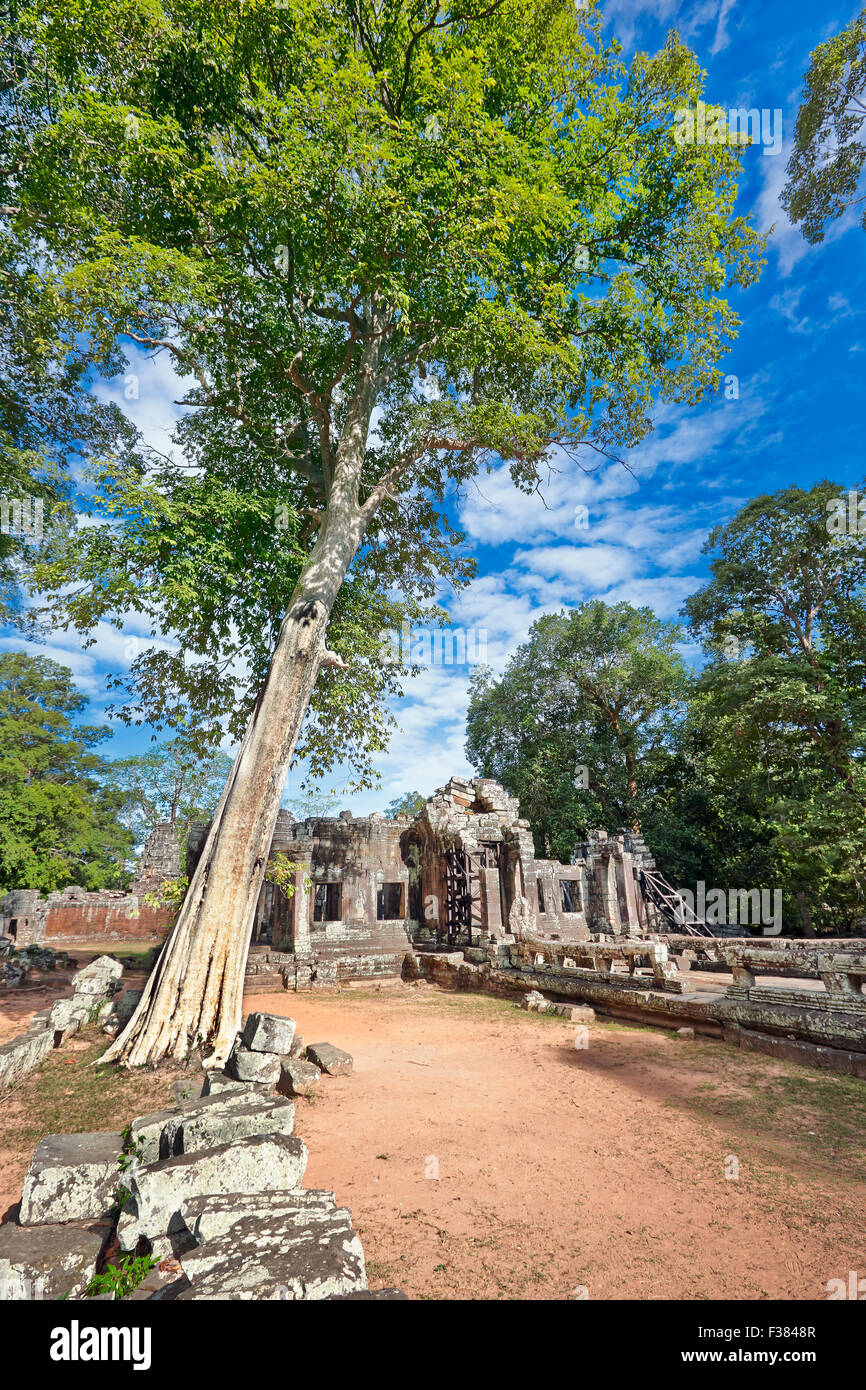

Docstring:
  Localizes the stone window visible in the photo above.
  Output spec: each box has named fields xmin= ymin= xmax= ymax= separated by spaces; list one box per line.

xmin=376 ymin=882 xmax=404 ymax=919
xmin=313 ymin=882 xmax=342 ymax=923
xmin=560 ymin=879 xmax=581 ymax=914
xmin=537 ymin=881 xmax=546 ymax=914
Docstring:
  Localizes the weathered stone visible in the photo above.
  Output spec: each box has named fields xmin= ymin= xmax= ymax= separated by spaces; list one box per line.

xmin=130 ymin=1090 xmax=293 ymax=1164
xmin=117 ymin=1133 xmax=309 ymax=1255
xmin=117 ymin=989 xmax=143 ymax=1026
xmin=289 ymin=1032 xmax=305 ymax=1058
xmin=306 ymin=1042 xmax=353 ymax=1077
xmin=276 ymin=1056 xmax=320 ymax=1097
xmin=74 ymin=954 xmax=123 ymax=985
xmin=0 ymin=1024 xmax=55 ymax=1089
xmin=19 ymin=1132 xmax=123 ymax=1224
xmin=177 ymin=1189 xmax=339 ymax=1246
xmin=48 ymin=996 xmax=93 ymax=1033
xmin=72 ymin=973 xmax=122 ymax=998
xmin=676 ymin=1027 xmax=695 ymax=1040
xmin=227 ymin=1045 xmax=281 ymax=1085
xmin=0 ymin=1219 xmax=107 ymax=1300
xmin=241 ymin=1011 xmax=297 ymax=1055
xmin=177 ymin=1208 xmax=366 ymax=1300
xmin=200 ymin=1069 xmax=248 ymax=1097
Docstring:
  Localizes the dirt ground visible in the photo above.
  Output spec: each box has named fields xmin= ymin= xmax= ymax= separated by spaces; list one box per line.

xmin=2 ymin=965 xmax=864 ymax=1301
xmin=250 ymin=980 xmax=866 ymax=1301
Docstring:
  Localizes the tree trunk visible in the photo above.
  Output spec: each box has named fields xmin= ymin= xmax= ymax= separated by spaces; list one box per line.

xmin=102 ymin=506 xmax=364 ymax=1067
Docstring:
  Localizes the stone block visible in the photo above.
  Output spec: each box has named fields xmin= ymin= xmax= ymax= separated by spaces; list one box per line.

xmin=276 ymin=1056 xmax=320 ymax=1097
xmin=177 ymin=1189 xmax=339 ymax=1246
xmin=240 ymin=1012 xmax=296 ymax=1055
xmin=176 ymin=1209 xmax=365 ymax=1300
xmin=0 ymin=1219 xmax=107 ymax=1300
xmin=226 ymin=1044 xmax=281 ymax=1085
xmin=306 ymin=1042 xmax=353 ymax=1076
xmin=676 ymin=1026 xmax=695 ymax=1040
xmin=0 ymin=1025 xmax=55 ymax=1089
xmin=74 ymin=954 xmax=123 ymax=984
xmin=19 ymin=1132 xmax=123 ymax=1225
xmin=117 ymin=1133 xmax=309 ymax=1255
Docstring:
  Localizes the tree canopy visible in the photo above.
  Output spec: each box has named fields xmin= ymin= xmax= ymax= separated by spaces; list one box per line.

xmin=13 ymin=0 xmax=762 ymax=778
xmin=0 ymin=652 xmax=133 ymax=892
xmin=466 ymin=601 xmax=690 ymax=859
xmin=101 ymin=736 xmax=234 ymax=847
xmin=782 ymin=8 xmax=866 ymax=243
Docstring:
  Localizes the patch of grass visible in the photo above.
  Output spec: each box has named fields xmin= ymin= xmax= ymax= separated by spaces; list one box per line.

xmin=0 ymin=1024 xmax=193 ymax=1153
xmin=674 ymin=1058 xmax=866 ymax=1181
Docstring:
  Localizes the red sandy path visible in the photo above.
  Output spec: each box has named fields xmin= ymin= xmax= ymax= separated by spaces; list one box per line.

xmin=248 ymin=981 xmax=865 ymax=1302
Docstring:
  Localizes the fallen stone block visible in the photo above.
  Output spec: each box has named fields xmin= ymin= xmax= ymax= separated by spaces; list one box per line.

xmin=0 ymin=1219 xmax=107 ymax=1300
xmin=117 ymin=989 xmax=143 ymax=1026
xmin=289 ymin=1033 xmax=305 ymax=1058
xmin=306 ymin=1043 xmax=353 ymax=1077
xmin=0 ymin=1025 xmax=56 ymax=1089
xmin=276 ymin=1056 xmax=320 ymax=1098
xmin=241 ymin=1011 xmax=296 ymax=1055
xmin=19 ymin=1132 xmax=124 ymax=1225
xmin=117 ymin=1133 xmax=309 ymax=1256
xmin=74 ymin=955 xmax=123 ymax=985
xmin=49 ymin=996 xmax=93 ymax=1036
xmin=177 ymin=1209 xmax=366 ymax=1300
xmin=130 ymin=1089 xmax=290 ymax=1164
xmin=72 ymin=973 xmax=122 ymax=998
xmin=676 ymin=1027 xmax=695 ymax=1040
xmin=177 ymin=1189 xmax=339 ymax=1246
xmin=226 ymin=1044 xmax=281 ymax=1086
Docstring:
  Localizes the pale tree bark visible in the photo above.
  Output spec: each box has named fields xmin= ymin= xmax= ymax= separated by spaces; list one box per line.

xmin=103 ymin=333 xmax=383 ymax=1067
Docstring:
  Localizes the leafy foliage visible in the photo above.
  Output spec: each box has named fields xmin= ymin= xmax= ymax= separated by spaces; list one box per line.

xmin=384 ymin=790 xmax=426 ymax=817
xmin=466 ymin=601 xmax=689 ymax=859
xmin=782 ymin=8 xmax=866 ymax=243
xmin=8 ymin=0 xmax=761 ymax=793
xmin=102 ymin=736 xmax=233 ymax=846
xmin=0 ymin=652 xmax=133 ymax=892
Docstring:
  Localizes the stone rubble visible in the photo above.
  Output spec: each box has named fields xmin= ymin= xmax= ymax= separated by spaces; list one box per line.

xmin=4 ymin=1010 xmax=378 ymax=1301
xmin=0 ymin=953 xmax=127 ymax=1090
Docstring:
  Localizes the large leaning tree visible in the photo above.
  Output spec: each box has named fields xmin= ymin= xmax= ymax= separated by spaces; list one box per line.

xmin=9 ymin=0 xmax=763 ymax=1064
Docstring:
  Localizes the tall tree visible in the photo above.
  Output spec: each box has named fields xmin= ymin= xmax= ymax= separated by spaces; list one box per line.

xmin=466 ymin=602 xmax=690 ymax=858
xmin=0 ymin=10 xmax=137 ymax=623
xmin=782 ymin=8 xmax=866 ymax=243
xmin=684 ymin=480 xmax=866 ymax=935
xmin=0 ymin=652 xmax=133 ymax=892
xmin=103 ymin=737 xmax=234 ymax=848
xmin=13 ymin=0 xmax=762 ymax=1064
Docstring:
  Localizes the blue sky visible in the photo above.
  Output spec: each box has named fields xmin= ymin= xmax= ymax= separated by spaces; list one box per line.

xmin=4 ymin=0 xmax=864 ymax=816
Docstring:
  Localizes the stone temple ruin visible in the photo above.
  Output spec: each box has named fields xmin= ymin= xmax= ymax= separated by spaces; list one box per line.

xmin=195 ymin=775 xmax=865 ymax=1082
xmin=189 ymin=775 xmax=667 ymax=990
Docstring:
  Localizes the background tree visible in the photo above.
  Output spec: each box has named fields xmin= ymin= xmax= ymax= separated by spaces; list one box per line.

xmin=0 ymin=653 xmax=133 ymax=892
xmin=12 ymin=0 xmax=762 ymax=1064
xmin=384 ymin=790 xmax=426 ymax=818
xmin=466 ymin=602 xmax=690 ymax=859
xmin=0 ymin=11 xmax=136 ymax=623
xmin=102 ymin=737 xmax=234 ymax=851
xmin=782 ymin=8 xmax=866 ymax=243
xmin=684 ymin=480 xmax=866 ymax=935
